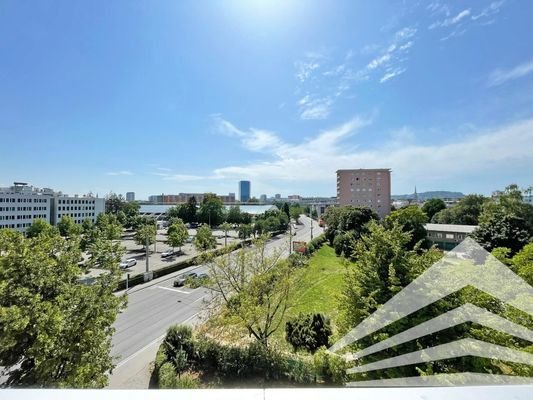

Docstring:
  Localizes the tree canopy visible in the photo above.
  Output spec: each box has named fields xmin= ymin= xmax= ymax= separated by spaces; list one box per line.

xmin=385 ymin=205 xmax=429 ymax=249
xmin=193 ymin=224 xmax=217 ymax=252
xmin=0 ymin=228 xmax=126 ymax=387
xmin=421 ymin=198 xmax=446 ymax=220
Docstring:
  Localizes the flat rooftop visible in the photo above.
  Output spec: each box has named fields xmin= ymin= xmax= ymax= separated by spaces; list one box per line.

xmin=424 ymin=223 xmax=478 ymax=233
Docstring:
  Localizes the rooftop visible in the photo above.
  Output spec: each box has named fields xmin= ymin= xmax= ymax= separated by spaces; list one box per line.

xmin=424 ymin=223 xmax=478 ymax=234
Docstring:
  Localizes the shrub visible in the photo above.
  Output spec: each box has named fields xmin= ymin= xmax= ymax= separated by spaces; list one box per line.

xmin=163 ymin=325 xmax=195 ymax=373
xmin=288 ymin=252 xmax=309 ymax=269
xmin=332 ymin=231 xmax=356 ymax=257
xmin=306 ymin=234 xmax=327 ymax=256
xmin=285 ymin=313 xmax=332 ymax=353
xmin=159 ymin=362 xmax=178 ymax=388
xmin=313 ymin=347 xmax=347 ymax=385
xmin=175 ymin=372 xmax=200 ymax=388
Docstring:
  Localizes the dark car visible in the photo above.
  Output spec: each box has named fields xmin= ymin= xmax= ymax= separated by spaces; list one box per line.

xmin=173 ymin=271 xmax=198 ymax=287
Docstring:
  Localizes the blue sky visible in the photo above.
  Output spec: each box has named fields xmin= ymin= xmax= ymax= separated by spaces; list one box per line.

xmin=1 ymin=0 xmax=532 ymax=199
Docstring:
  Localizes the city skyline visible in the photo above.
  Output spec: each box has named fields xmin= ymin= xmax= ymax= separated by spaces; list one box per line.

xmin=1 ymin=1 xmax=532 ymax=198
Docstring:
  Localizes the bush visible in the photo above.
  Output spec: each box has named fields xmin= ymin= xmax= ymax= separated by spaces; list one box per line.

xmin=332 ymin=232 xmax=356 ymax=257
xmin=313 ymin=347 xmax=347 ymax=385
xmin=159 ymin=362 xmax=178 ymax=388
xmin=175 ymin=372 xmax=200 ymax=388
xmin=285 ymin=313 xmax=332 ymax=353
xmin=288 ymin=252 xmax=309 ymax=269
xmin=163 ymin=325 xmax=195 ymax=374
xmin=306 ymin=234 xmax=327 ymax=256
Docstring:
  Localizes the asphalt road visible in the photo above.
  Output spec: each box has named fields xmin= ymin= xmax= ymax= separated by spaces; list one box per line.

xmin=108 ymin=215 xmax=322 ymax=388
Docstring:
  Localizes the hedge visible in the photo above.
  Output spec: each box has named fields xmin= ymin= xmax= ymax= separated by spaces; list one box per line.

xmin=154 ymin=325 xmax=330 ymax=387
xmin=115 ymin=238 xmax=254 ymax=292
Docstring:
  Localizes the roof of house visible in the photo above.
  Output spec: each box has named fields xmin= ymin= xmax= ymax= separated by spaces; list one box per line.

xmin=424 ymin=223 xmax=478 ymax=234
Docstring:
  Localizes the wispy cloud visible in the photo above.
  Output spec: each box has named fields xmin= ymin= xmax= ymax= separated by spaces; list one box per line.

xmin=488 ymin=60 xmax=533 ymax=86
xmin=106 ymin=171 xmax=133 ymax=176
xmin=294 ymin=52 xmax=323 ymax=83
xmin=298 ymin=95 xmax=333 ymax=120
xmin=429 ymin=9 xmax=471 ymax=29
xmin=210 ymin=116 xmax=533 ymax=191
xmin=152 ymin=173 xmax=206 ymax=182
xmin=380 ymin=68 xmax=407 ymax=83
xmin=361 ymin=26 xmax=416 ymax=84
xmin=472 ymin=1 xmax=505 ymax=21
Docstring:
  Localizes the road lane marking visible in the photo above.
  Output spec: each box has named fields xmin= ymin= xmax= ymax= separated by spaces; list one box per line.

xmin=113 ymin=307 xmax=204 ymax=370
xmin=156 ymin=286 xmax=191 ymax=294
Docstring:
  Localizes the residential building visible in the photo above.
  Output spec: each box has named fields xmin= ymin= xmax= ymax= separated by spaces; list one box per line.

xmin=337 ymin=168 xmax=391 ymax=219
xmin=260 ymin=194 xmax=267 ymax=202
xmin=126 ymin=192 xmax=135 ymax=202
xmin=425 ymin=223 xmax=478 ymax=251
xmin=239 ymin=180 xmax=251 ymax=202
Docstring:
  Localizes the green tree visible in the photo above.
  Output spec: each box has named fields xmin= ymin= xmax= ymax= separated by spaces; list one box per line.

xmin=238 ymin=224 xmax=253 ymax=240
xmin=323 ymin=206 xmax=378 ymax=246
xmin=57 ymin=215 xmax=81 ymax=237
xmin=282 ymin=203 xmax=290 ymax=220
xmin=385 ymin=205 xmax=429 ymax=249
xmin=220 ymin=222 xmax=232 ymax=247
xmin=289 ymin=205 xmax=303 ymax=223
xmin=135 ymin=223 xmax=157 ymax=248
xmin=0 ymin=228 xmax=126 ymax=387
xmin=226 ymin=206 xmax=243 ymax=224
xmin=121 ymin=201 xmax=141 ymax=229
xmin=421 ymin=198 xmax=446 ymax=220
xmin=432 ymin=194 xmax=487 ymax=225
xmin=95 ymin=213 xmax=123 ymax=241
xmin=207 ymin=239 xmax=291 ymax=347
xmin=105 ymin=193 xmax=125 ymax=215
xmin=198 ymin=194 xmax=225 ymax=227
xmin=81 ymin=218 xmax=95 ymax=234
xmin=184 ymin=197 xmax=198 ymax=223
xmin=471 ymin=211 xmax=530 ymax=253
xmin=25 ymin=219 xmax=58 ymax=238
xmin=194 ymin=224 xmax=216 ymax=252
xmin=167 ymin=219 xmax=188 ymax=253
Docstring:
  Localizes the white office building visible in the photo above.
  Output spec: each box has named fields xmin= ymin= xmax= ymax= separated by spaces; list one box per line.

xmin=0 ymin=183 xmax=51 ymax=232
xmin=0 ymin=182 xmax=104 ymax=233
xmin=50 ymin=195 xmax=105 ymax=225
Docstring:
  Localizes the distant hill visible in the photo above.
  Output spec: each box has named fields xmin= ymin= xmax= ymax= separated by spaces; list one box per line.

xmin=392 ymin=191 xmax=465 ymax=200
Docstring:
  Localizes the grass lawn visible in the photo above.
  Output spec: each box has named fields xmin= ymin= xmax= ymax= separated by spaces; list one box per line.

xmin=271 ymin=244 xmax=351 ymax=347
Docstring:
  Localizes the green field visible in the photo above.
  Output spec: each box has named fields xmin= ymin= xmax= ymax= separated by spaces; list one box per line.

xmin=271 ymin=244 xmax=350 ymax=347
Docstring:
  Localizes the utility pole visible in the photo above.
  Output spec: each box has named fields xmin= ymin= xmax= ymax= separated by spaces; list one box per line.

xmin=310 ymin=210 xmax=314 ymax=240
xmin=145 ymin=235 xmax=150 ymax=273
xmin=289 ymin=222 xmax=292 ymax=254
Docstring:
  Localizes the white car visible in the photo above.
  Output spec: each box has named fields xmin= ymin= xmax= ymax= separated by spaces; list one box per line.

xmin=119 ymin=258 xmax=137 ymax=269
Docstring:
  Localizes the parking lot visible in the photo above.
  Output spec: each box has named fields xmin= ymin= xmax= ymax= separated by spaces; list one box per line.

xmin=85 ymin=227 xmax=241 ymax=279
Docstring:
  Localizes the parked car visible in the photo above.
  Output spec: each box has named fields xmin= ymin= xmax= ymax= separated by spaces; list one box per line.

xmin=161 ymin=249 xmax=174 ymax=258
xmin=173 ymin=271 xmax=198 ymax=287
xmin=197 ymin=272 xmax=209 ymax=280
xmin=119 ymin=258 xmax=137 ymax=269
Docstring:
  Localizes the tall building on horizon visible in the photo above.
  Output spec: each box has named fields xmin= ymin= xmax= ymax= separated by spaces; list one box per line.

xmin=238 ymin=180 xmax=251 ymax=202
xmin=337 ymin=169 xmax=391 ymax=219
xmin=126 ymin=192 xmax=135 ymax=202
